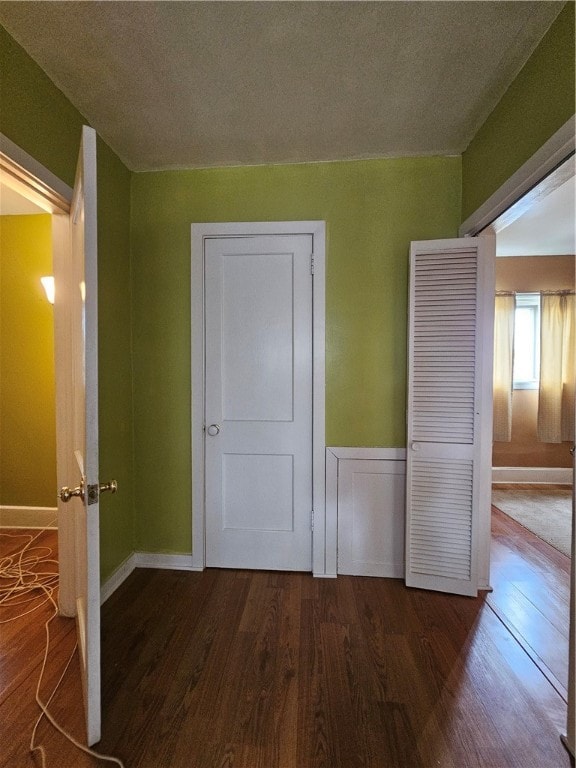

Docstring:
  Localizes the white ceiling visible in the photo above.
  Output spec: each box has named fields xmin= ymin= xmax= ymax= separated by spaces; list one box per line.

xmin=496 ymin=173 xmax=576 ymax=257
xmin=0 ymin=1 xmax=565 ymax=171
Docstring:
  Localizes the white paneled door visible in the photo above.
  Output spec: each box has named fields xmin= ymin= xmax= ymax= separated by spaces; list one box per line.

xmin=406 ymin=237 xmax=494 ymax=597
xmin=204 ymin=234 xmax=314 ymax=571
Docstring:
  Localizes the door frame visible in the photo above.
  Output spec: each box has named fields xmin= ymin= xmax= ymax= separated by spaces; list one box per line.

xmin=191 ymin=221 xmax=327 ymax=575
xmin=459 ymin=115 xmax=575 ymax=754
xmin=459 ymin=117 xmax=575 ymax=238
xmin=0 ymin=133 xmax=76 ymax=614
xmin=459 ymin=117 xmax=575 ymax=590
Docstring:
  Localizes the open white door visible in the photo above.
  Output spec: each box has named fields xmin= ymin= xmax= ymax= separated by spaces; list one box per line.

xmin=405 ymin=237 xmax=494 ymax=597
xmin=57 ymin=126 xmax=103 ymax=746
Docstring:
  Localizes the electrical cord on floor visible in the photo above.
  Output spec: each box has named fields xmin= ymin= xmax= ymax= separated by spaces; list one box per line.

xmin=0 ymin=527 xmax=126 ymax=767
xmin=0 ymin=527 xmax=58 ymax=619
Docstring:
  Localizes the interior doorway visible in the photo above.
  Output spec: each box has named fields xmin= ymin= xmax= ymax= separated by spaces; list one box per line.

xmin=0 ymin=181 xmax=57 ymax=528
xmin=0 ymin=137 xmax=76 ymax=613
xmin=487 ymin=160 xmax=574 ymax=722
xmin=490 ymin=158 xmax=575 ymax=556
xmin=459 ymin=118 xmax=575 ymax=755
xmin=191 ymin=221 xmax=327 ymax=576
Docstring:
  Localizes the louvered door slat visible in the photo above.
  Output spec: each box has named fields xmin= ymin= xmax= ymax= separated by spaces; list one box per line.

xmin=406 ymin=237 xmax=492 ymax=597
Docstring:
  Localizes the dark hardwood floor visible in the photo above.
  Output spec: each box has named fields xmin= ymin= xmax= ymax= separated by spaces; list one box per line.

xmin=0 ymin=512 xmax=572 ymax=768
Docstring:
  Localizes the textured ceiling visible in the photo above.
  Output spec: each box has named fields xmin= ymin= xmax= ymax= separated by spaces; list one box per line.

xmin=0 ymin=1 xmax=565 ymax=171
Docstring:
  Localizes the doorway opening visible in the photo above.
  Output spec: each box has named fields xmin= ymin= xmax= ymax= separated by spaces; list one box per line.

xmin=459 ymin=117 xmax=575 ymax=754
xmin=490 ymin=157 xmax=574 ymax=557
xmin=0 ymin=137 xmax=75 ymax=614
xmin=488 ymin=156 xmax=574 ymax=718
xmin=191 ymin=221 xmax=327 ymax=575
xmin=0 ymin=185 xmax=57 ymax=529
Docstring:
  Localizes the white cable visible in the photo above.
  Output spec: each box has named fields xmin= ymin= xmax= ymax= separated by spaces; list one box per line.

xmin=0 ymin=527 xmax=125 ymax=767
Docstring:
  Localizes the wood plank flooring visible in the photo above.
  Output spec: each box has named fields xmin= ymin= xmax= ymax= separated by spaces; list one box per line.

xmin=0 ymin=513 xmax=572 ymax=768
xmin=489 ymin=505 xmax=570 ymax=705
xmin=0 ymin=528 xmax=86 ymax=767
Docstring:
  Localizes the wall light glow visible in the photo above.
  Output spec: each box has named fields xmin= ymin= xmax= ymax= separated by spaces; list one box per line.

xmin=40 ymin=275 xmax=55 ymax=304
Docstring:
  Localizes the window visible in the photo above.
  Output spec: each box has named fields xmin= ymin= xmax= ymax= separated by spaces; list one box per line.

xmin=513 ymin=293 xmax=540 ymax=389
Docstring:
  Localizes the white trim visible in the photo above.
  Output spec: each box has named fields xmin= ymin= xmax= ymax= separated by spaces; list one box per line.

xmin=191 ymin=222 xmax=326 ymax=575
xmin=134 ymin=552 xmax=201 ymax=571
xmin=325 ymin=449 xmax=339 ymax=577
xmin=492 ymin=466 xmax=573 ymax=484
xmin=0 ymin=506 xmax=58 ymax=529
xmin=52 ymin=213 xmax=77 ymax=616
xmin=0 ymin=132 xmax=72 ymax=211
xmin=326 ymin=447 xmax=407 ymax=579
xmin=476 ymin=228 xmax=496 ymax=593
xmin=459 ymin=116 xmax=575 ymax=237
xmin=327 ymin=447 xmax=407 ymax=461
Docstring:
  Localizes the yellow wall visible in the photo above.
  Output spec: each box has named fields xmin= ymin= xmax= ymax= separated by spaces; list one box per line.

xmin=0 ymin=214 xmax=56 ymax=506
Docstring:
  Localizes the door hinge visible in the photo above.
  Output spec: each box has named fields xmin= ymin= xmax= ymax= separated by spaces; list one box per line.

xmin=310 ymin=254 xmax=315 ymax=275
xmin=311 ymin=509 xmax=315 ymax=531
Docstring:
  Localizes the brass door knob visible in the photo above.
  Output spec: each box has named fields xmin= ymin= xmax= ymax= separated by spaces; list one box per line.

xmin=60 ymin=483 xmax=84 ymax=503
xmin=99 ymin=480 xmax=118 ymax=494
xmin=60 ymin=479 xmax=117 ymax=504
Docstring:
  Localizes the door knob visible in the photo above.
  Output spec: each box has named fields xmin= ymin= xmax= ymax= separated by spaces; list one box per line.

xmin=60 ymin=482 xmax=85 ymax=503
xmin=99 ymin=480 xmax=118 ymax=494
xmin=207 ymin=424 xmax=220 ymax=436
xmin=60 ymin=479 xmax=117 ymax=503
xmin=570 ymin=445 xmax=575 ymax=456
xmin=87 ymin=479 xmax=118 ymax=505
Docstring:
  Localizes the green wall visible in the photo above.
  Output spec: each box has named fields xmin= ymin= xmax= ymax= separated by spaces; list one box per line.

xmin=0 ymin=214 xmax=56 ymax=507
xmin=462 ymin=3 xmax=575 ymax=220
xmin=4 ymin=2 xmax=573 ymax=562
xmin=0 ymin=26 xmax=134 ymax=581
xmin=131 ymin=157 xmax=461 ymax=553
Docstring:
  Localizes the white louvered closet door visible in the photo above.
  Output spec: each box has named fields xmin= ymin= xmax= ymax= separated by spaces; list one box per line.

xmin=406 ymin=238 xmax=493 ymax=597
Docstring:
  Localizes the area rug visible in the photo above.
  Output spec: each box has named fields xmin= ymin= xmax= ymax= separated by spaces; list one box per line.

xmin=492 ymin=486 xmax=573 ymax=557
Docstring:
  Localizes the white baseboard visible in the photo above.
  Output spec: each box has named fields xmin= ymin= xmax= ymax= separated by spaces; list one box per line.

xmin=492 ymin=467 xmax=573 ymax=484
xmin=0 ymin=505 xmax=58 ymax=529
xmin=134 ymin=552 xmax=201 ymax=571
xmin=101 ymin=551 xmax=202 ymax=604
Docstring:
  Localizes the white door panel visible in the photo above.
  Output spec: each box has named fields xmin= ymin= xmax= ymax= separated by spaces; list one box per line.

xmin=337 ymin=459 xmax=406 ymax=578
xmin=223 ymin=453 xmax=294 ymax=531
xmin=205 ymin=234 xmax=313 ymax=571
xmin=221 ymin=252 xmax=294 ymax=421
xmin=69 ymin=125 xmax=101 ymax=746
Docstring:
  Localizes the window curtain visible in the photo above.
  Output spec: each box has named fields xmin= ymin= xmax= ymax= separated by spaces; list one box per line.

xmin=538 ymin=292 xmax=575 ymax=443
xmin=493 ymin=294 xmax=515 ymax=442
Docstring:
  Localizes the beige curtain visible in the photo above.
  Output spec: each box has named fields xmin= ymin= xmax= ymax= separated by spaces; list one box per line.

xmin=493 ymin=294 xmax=515 ymax=442
xmin=537 ymin=293 xmax=575 ymax=443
